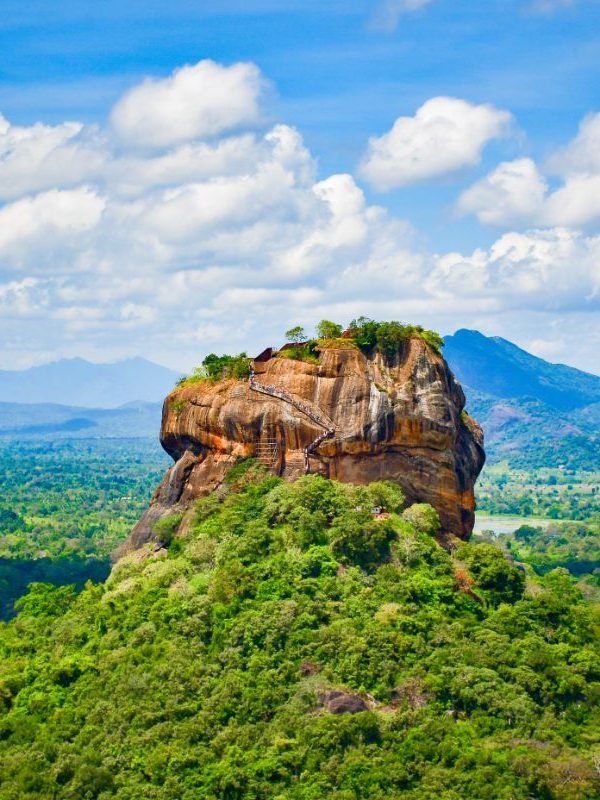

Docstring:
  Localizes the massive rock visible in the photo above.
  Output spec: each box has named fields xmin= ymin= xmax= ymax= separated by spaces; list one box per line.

xmin=122 ymin=338 xmax=484 ymax=554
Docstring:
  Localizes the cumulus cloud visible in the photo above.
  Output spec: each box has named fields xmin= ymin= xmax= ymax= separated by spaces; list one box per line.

xmin=110 ymin=60 xmax=265 ymax=149
xmin=359 ymin=97 xmax=513 ymax=191
xmin=0 ymin=188 xmax=105 ymax=265
xmin=0 ymin=277 xmax=46 ymax=316
xmin=457 ymin=112 xmax=600 ymax=228
xmin=0 ymin=60 xmax=598 ymax=373
xmin=430 ymin=228 xmax=600 ymax=310
xmin=548 ymin=112 xmax=600 ymax=175
xmin=456 ymin=158 xmax=548 ymax=226
xmin=0 ymin=114 xmax=107 ymax=200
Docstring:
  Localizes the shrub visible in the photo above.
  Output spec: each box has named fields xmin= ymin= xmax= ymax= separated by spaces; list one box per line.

xmin=366 ymin=481 xmax=406 ymax=514
xmin=345 ymin=317 xmax=444 ymax=356
xmin=458 ymin=542 xmax=526 ymax=605
xmin=330 ymin=514 xmax=397 ymax=569
xmin=202 ymin=352 xmax=250 ymax=381
xmin=152 ymin=513 xmax=183 ymax=546
xmin=347 ymin=316 xmax=380 ymax=350
xmin=275 ymin=345 xmax=319 ymax=364
xmin=177 ymin=353 xmax=250 ymax=387
xmin=402 ymin=503 xmax=441 ymax=536
xmin=316 ymin=320 xmax=343 ymax=339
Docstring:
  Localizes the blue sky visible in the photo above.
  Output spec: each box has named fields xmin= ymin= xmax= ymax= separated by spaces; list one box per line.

xmin=0 ymin=0 xmax=599 ymax=372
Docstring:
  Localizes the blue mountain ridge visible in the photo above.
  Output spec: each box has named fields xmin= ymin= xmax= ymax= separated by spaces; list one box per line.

xmin=443 ymin=330 xmax=600 ymax=468
xmin=0 ymin=357 xmax=182 ymax=408
xmin=443 ymin=329 xmax=600 ymax=411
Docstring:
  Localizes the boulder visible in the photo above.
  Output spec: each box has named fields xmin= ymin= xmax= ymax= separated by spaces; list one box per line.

xmin=120 ymin=337 xmax=484 ymax=555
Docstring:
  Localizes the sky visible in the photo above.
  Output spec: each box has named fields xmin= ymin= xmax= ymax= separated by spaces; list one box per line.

xmin=0 ymin=0 xmax=599 ymax=374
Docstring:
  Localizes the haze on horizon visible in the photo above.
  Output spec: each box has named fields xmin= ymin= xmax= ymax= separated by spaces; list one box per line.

xmin=0 ymin=0 xmax=599 ymax=375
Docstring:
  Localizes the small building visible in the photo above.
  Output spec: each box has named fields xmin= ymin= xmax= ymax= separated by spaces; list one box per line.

xmin=252 ymin=347 xmax=274 ymax=374
xmin=252 ymin=342 xmax=310 ymax=373
xmin=278 ymin=342 xmax=310 ymax=351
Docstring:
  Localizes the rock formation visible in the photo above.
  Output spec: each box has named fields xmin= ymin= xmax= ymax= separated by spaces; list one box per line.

xmin=122 ymin=338 xmax=485 ymax=554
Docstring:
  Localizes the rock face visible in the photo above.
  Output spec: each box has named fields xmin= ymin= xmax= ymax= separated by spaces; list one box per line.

xmin=122 ymin=338 xmax=484 ymax=554
xmin=319 ymin=690 xmax=370 ymax=715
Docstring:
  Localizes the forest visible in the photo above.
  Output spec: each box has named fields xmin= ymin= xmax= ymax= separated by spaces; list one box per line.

xmin=476 ymin=464 xmax=600 ymax=520
xmin=0 ymin=439 xmax=168 ymax=619
xmin=0 ymin=463 xmax=598 ymax=799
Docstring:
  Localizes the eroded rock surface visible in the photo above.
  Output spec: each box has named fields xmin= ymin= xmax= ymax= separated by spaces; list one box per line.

xmin=122 ymin=338 xmax=484 ymax=555
xmin=319 ymin=690 xmax=370 ymax=715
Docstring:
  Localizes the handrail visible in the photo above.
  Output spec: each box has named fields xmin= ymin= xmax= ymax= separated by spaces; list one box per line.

xmin=249 ymin=370 xmax=335 ymax=473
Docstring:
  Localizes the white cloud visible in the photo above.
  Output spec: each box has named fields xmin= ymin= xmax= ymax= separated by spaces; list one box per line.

xmin=456 ymin=158 xmax=548 ymax=226
xmin=430 ymin=228 xmax=600 ymax=310
xmin=110 ymin=60 xmax=265 ymax=149
xmin=457 ymin=113 xmax=600 ymax=228
xmin=0 ymin=61 xmax=598 ymax=374
xmin=359 ymin=97 xmax=513 ymax=191
xmin=0 ymin=188 xmax=105 ymax=265
xmin=370 ymin=0 xmax=435 ymax=31
xmin=0 ymin=277 xmax=46 ymax=316
xmin=119 ymin=303 xmax=157 ymax=326
xmin=548 ymin=112 xmax=600 ymax=175
xmin=542 ymin=174 xmax=600 ymax=227
xmin=526 ymin=336 xmax=570 ymax=361
xmin=0 ymin=114 xmax=107 ymax=200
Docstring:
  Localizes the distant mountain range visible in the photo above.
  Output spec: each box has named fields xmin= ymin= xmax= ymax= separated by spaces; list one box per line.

xmin=0 ymin=357 xmax=181 ymax=408
xmin=443 ymin=329 xmax=600 ymax=411
xmin=0 ymin=338 xmax=598 ymax=469
xmin=444 ymin=329 xmax=600 ymax=469
xmin=0 ymin=401 xmax=163 ymax=440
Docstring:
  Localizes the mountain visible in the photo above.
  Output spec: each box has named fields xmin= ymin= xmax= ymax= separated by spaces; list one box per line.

xmin=0 ymin=400 xmax=163 ymax=439
xmin=126 ymin=337 xmax=484 ymax=551
xmin=0 ymin=357 xmax=181 ymax=408
xmin=443 ymin=329 xmax=600 ymax=411
xmin=444 ymin=330 xmax=600 ymax=467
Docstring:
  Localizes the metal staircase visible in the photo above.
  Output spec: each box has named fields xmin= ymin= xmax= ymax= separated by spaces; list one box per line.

xmin=254 ymin=439 xmax=279 ymax=466
xmin=249 ymin=371 xmax=335 ymax=473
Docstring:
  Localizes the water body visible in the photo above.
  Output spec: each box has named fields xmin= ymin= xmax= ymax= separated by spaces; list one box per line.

xmin=474 ymin=515 xmax=550 ymax=537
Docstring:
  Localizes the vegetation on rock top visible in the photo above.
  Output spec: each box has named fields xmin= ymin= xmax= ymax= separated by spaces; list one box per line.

xmin=176 ymin=352 xmax=251 ymax=388
xmin=176 ymin=319 xmax=445 ymax=387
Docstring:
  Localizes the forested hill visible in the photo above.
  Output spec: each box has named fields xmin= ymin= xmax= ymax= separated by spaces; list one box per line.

xmin=0 ymin=467 xmax=598 ymax=799
xmin=444 ymin=329 xmax=600 ymax=411
xmin=444 ymin=330 xmax=600 ymax=468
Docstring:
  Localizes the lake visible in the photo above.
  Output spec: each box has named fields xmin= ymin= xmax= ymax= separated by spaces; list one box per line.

xmin=473 ymin=514 xmax=550 ymax=536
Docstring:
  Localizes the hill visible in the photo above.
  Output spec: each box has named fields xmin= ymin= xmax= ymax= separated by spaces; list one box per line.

xmin=444 ymin=330 xmax=600 ymax=468
xmin=443 ymin=329 xmax=600 ymax=411
xmin=0 ymin=357 xmax=181 ymax=408
xmin=128 ymin=333 xmax=484 ymax=549
xmin=0 ymin=469 xmax=598 ymax=799
xmin=0 ymin=400 xmax=163 ymax=439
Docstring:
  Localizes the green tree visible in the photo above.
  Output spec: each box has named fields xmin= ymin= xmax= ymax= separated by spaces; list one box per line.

xmin=375 ymin=320 xmax=410 ymax=355
xmin=402 ymin=503 xmax=441 ymax=536
xmin=420 ymin=328 xmax=445 ymax=354
xmin=285 ymin=325 xmax=306 ymax=344
xmin=316 ymin=320 xmax=343 ymax=339
xmin=152 ymin=513 xmax=183 ymax=546
xmin=330 ymin=513 xmax=397 ymax=569
xmin=347 ymin=316 xmax=380 ymax=349
xmin=201 ymin=352 xmax=250 ymax=381
xmin=459 ymin=542 xmax=526 ymax=605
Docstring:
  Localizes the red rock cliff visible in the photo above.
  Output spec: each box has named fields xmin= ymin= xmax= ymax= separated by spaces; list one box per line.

xmin=123 ymin=338 xmax=484 ymax=553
